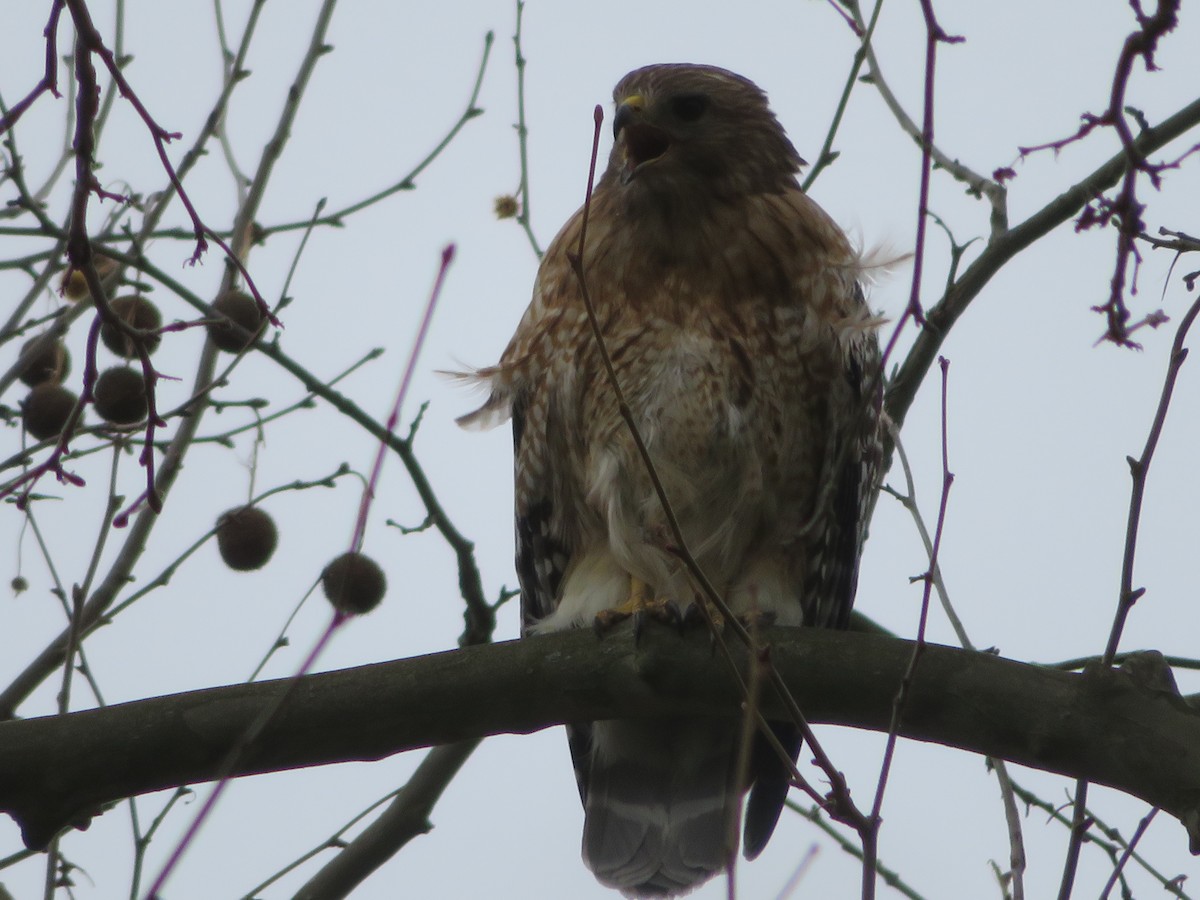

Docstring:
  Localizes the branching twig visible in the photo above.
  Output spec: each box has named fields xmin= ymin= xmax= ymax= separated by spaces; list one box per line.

xmin=1102 ymin=290 xmax=1200 ymax=664
xmin=0 ymin=2 xmax=65 ymax=137
xmin=1017 ymin=1 xmax=1181 ymax=347
xmin=867 ymin=357 xmax=953 ymax=898
xmin=844 ymin=0 xmax=1005 ymax=233
xmin=289 ymin=741 xmax=480 ymax=899
xmin=1056 ymin=243 xmax=1200 ymax=900
xmin=1004 ymin=776 xmax=1191 ymax=898
xmin=511 ymin=0 xmax=542 ymax=258
xmin=0 ymin=0 xmax=340 ymax=722
xmin=885 ymin=95 xmax=1200 ymax=438
xmin=882 ymin=422 xmax=1025 ymax=898
xmin=801 ymin=0 xmax=886 ymax=193
xmin=254 ymin=32 xmax=494 ymax=241
xmin=783 ymin=802 xmax=929 ymax=900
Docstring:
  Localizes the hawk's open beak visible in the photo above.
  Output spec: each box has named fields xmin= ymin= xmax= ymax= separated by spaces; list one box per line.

xmin=614 ymin=95 xmax=670 ymax=183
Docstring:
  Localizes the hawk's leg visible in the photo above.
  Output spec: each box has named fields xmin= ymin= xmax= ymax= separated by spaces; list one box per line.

xmin=593 ymin=576 xmax=683 ymax=636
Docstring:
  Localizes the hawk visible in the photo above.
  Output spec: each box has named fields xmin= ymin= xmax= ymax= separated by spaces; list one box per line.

xmin=462 ymin=63 xmax=882 ymax=897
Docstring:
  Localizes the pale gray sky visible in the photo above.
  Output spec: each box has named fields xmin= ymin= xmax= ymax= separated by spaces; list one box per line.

xmin=2 ymin=2 xmax=1199 ymax=898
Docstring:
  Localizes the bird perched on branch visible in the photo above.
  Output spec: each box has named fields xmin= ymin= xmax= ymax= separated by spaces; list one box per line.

xmin=461 ymin=63 xmax=883 ymax=897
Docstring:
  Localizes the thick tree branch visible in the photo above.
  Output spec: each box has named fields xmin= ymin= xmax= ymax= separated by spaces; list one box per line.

xmin=1 ymin=626 xmax=1198 ymax=857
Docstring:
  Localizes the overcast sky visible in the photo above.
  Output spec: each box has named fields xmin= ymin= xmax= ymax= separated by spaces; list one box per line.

xmin=2 ymin=2 xmax=1199 ymax=898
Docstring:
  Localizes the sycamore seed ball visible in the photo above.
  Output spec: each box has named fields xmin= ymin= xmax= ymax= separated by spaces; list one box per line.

xmin=494 ymin=194 xmax=519 ymax=219
xmin=22 ymin=383 xmax=79 ymax=441
xmin=321 ymin=552 xmax=386 ymax=615
xmin=208 ymin=289 xmax=265 ymax=353
xmin=17 ymin=336 xmax=70 ymax=387
xmin=59 ymin=255 xmax=117 ymax=301
xmin=216 ymin=506 xmax=279 ymax=572
xmin=60 ymin=269 xmax=89 ymax=301
xmin=101 ymin=295 xmax=163 ymax=358
xmin=93 ymin=367 xmax=148 ymax=425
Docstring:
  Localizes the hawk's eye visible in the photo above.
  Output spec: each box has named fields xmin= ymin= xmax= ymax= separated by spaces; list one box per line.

xmin=670 ymin=94 xmax=709 ymax=122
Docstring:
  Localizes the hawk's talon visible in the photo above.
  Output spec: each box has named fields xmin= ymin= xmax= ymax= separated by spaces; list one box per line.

xmin=631 ymin=597 xmax=683 ymax=639
xmin=593 ymin=607 xmax=630 ymax=634
xmin=682 ymin=602 xmax=708 ymax=630
xmin=593 ymin=579 xmax=682 ymax=639
xmin=681 ymin=596 xmax=726 ymax=634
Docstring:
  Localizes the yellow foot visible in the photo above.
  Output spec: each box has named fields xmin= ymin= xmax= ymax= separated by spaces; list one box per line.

xmin=593 ymin=577 xmax=682 ymax=635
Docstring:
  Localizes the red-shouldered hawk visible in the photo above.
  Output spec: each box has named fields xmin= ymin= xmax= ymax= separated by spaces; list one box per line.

xmin=461 ymin=64 xmax=882 ymax=897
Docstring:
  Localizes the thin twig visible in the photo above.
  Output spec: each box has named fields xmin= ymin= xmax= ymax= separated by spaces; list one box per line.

xmin=511 ymin=0 xmax=542 ymax=258
xmin=1017 ymin=1 xmax=1180 ymax=347
xmin=349 ymin=245 xmax=454 ymax=553
xmin=784 ymin=802 xmax=930 ymax=900
xmin=882 ymin=423 xmax=1025 ymax=898
xmin=145 ymin=241 xmax=452 ymax=896
xmin=845 ymin=0 xmax=1004 ymax=230
xmin=866 ymin=357 xmax=953 ymax=899
xmin=1003 ymin=776 xmax=1191 ymax=898
xmin=288 ymin=741 xmax=481 ymax=899
xmin=238 ymin=785 xmax=406 ymax=896
xmin=885 ymin=94 xmax=1200 ymax=439
xmin=1056 ymin=241 xmax=1200 ymax=900
xmin=0 ymin=2 xmax=65 ymax=137
xmin=1102 ymin=290 xmax=1200 ymax=663
xmin=1098 ymin=808 xmax=1159 ymax=900
xmin=801 ymin=0 xmax=887 ymax=192
xmin=255 ymin=32 xmax=494 ymax=240
xmin=0 ymin=0 xmax=341 ymax=723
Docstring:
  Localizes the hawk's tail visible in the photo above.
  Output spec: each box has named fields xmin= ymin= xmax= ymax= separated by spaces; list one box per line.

xmin=580 ymin=717 xmax=790 ymax=898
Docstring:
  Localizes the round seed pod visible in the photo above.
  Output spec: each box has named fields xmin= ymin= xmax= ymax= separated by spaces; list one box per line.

xmin=321 ymin=552 xmax=386 ymax=615
xmin=59 ymin=255 xmax=117 ymax=301
xmin=207 ymin=290 xmax=264 ymax=353
xmin=93 ymin=366 xmax=148 ymax=425
xmin=22 ymin=383 xmax=79 ymax=441
xmin=101 ymin=295 xmax=163 ymax=358
xmin=216 ymin=506 xmax=279 ymax=572
xmin=494 ymin=194 xmax=519 ymax=219
xmin=60 ymin=269 xmax=90 ymax=301
xmin=17 ymin=336 xmax=70 ymax=387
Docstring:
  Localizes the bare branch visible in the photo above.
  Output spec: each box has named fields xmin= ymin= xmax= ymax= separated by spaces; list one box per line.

xmin=291 ymin=741 xmax=479 ymax=899
xmin=2 ymin=627 xmax=1199 ymax=857
xmin=885 ymin=95 xmax=1200 ymax=435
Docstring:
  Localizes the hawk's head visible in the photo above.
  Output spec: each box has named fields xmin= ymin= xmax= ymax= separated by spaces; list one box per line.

xmin=605 ymin=64 xmax=804 ymax=198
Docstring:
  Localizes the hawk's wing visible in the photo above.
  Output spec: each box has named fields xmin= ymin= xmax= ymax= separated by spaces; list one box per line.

xmin=744 ymin=312 xmax=881 ymax=856
xmin=512 ymin=388 xmax=564 ymax=633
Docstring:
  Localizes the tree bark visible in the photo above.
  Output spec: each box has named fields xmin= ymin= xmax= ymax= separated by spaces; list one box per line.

xmin=2 ymin=624 xmax=1198 ymax=854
